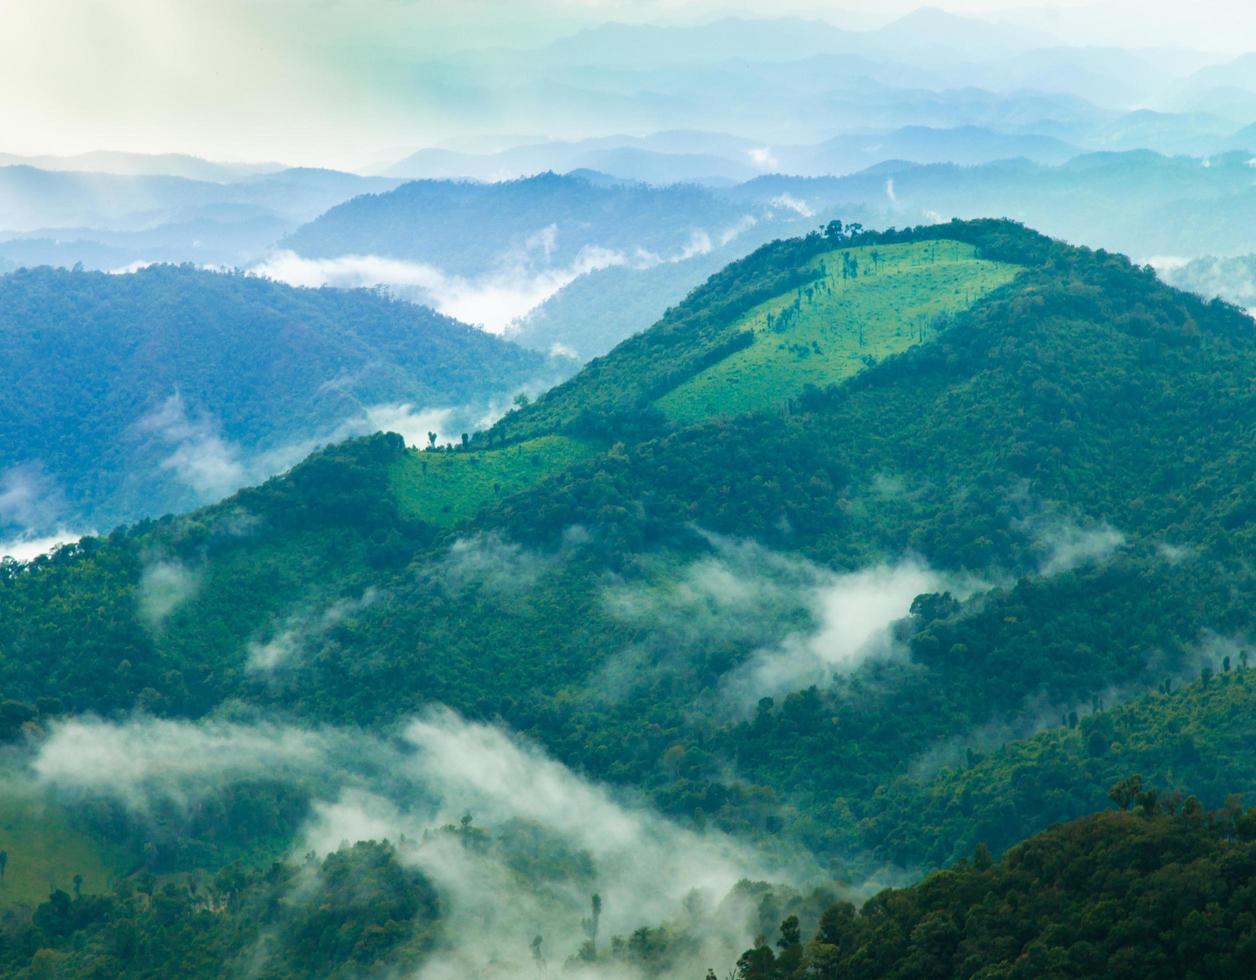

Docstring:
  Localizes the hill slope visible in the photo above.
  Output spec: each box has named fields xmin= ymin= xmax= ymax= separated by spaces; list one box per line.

xmin=2 ymin=219 xmax=1256 ymax=975
xmin=0 ymin=265 xmax=555 ymax=544
xmin=735 ymin=800 xmax=1256 ymax=978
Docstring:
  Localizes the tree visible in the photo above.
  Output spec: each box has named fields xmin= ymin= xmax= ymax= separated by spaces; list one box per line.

xmin=0 ymin=850 xmax=6 ymax=879
xmin=1109 ymin=775 xmax=1144 ymax=811
xmin=426 ymin=431 xmax=437 ymax=450
xmin=72 ymin=874 xmax=83 ymax=898
xmin=736 ymin=936 xmax=777 ymax=980
xmin=581 ymin=893 xmax=602 ymax=951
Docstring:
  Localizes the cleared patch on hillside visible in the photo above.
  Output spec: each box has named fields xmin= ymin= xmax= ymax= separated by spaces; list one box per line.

xmin=391 ymin=435 xmax=597 ymax=527
xmin=656 ymin=240 xmax=1021 ymax=423
xmin=0 ymin=785 xmax=128 ymax=907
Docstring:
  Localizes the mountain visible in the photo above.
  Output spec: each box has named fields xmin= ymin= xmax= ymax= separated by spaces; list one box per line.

xmin=282 ymin=172 xmax=754 ymax=273
xmin=274 ymin=172 xmax=778 ymax=332
xmin=0 ymin=264 xmax=555 ymax=545
xmin=777 ymin=125 xmax=1080 ymax=174
xmin=726 ymin=150 xmax=1256 ymax=258
xmin=0 ymin=166 xmax=402 ymax=275
xmin=384 ymin=126 xmax=1080 ymax=186
xmin=2 ymin=220 xmax=1256 ymax=975
xmin=0 ymin=150 xmax=284 ymax=182
xmin=383 ymin=140 xmax=761 ymax=185
xmin=0 ymin=165 xmax=399 ymax=233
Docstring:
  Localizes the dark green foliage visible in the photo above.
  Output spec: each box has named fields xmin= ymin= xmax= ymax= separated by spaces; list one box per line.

xmin=857 ymin=666 xmax=1256 ymax=871
xmin=0 ymin=841 xmax=439 ymax=978
xmin=735 ymin=800 xmax=1256 ymax=979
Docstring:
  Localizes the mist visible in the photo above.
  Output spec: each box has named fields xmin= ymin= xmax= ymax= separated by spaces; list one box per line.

xmin=247 ymin=588 xmax=379 ymax=672
xmin=602 ymin=537 xmax=987 ymax=709
xmin=24 ymin=706 xmax=819 ymax=977
xmin=250 ymin=247 xmax=628 ymax=334
xmin=136 ymin=559 xmax=201 ymax=631
xmin=1030 ymin=516 xmax=1126 ymax=576
xmin=252 ymin=217 xmax=756 ymax=334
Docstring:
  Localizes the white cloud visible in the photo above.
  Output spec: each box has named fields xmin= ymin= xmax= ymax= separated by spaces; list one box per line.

xmin=247 ymin=587 xmax=379 ymax=671
xmin=728 ymin=557 xmax=981 ymax=702
xmin=32 ymin=716 xmax=341 ymax=810
xmin=135 ymin=393 xmax=246 ymax=499
xmin=28 ymin=707 xmax=810 ymax=976
xmin=303 ymin=707 xmax=804 ymax=977
xmin=137 ymin=559 xmax=200 ymax=630
xmin=604 ymin=537 xmax=985 ymax=707
xmin=748 ymin=147 xmax=779 ymax=170
xmin=1031 ymin=517 xmax=1124 ymax=575
xmin=251 ymin=246 xmax=629 ymax=333
xmin=0 ymin=529 xmax=85 ymax=562
xmin=770 ymin=193 xmax=814 ymax=218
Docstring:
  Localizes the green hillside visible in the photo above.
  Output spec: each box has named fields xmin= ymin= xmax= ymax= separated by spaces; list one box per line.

xmin=390 ymin=435 xmax=596 ymax=527
xmin=658 ymin=240 xmax=1018 ymax=423
xmin=735 ymin=799 xmax=1256 ymax=979
xmin=3 ymin=219 xmax=1256 ymax=975
xmin=858 ymin=661 xmax=1256 ymax=871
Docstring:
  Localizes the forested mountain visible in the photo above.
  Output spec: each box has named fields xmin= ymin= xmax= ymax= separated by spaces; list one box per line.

xmin=0 ymin=265 xmax=555 ymax=547
xmin=2 ymin=219 xmax=1256 ymax=976
xmin=281 ymin=172 xmax=758 ymax=276
xmin=725 ymin=150 xmax=1256 ymax=259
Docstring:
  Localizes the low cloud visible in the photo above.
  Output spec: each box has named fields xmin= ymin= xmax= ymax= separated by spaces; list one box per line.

xmin=0 ymin=529 xmax=85 ymax=562
xmin=1156 ymin=253 xmax=1256 ymax=310
xmin=1030 ymin=517 xmax=1125 ymax=575
xmin=748 ymin=147 xmax=779 ymax=170
xmin=27 ymin=708 xmax=810 ymax=977
xmin=135 ymin=393 xmax=246 ymax=500
xmin=303 ymin=708 xmax=807 ymax=978
xmin=0 ymin=462 xmax=72 ymax=542
xmin=253 ymin=221 xmax=761 ymax=335
xmin=603 ymin=537 xmax=985 ymax=708
xmin=247 ymin=588 xmax=379 ymax=671
xmin=770 ymin=194 xmax=814 ymax=218
xmin=252 ymin=246 xmax=628 ymax=334
xmin=433 ymin=532 xmax=555 ymax=597
xmin=31 ymin=717 xmax=342 ymax=811
xmin=137 ymin=559 xmax=200 ymax=630
xmin=727 ymin=558 xmax=982 ymax=704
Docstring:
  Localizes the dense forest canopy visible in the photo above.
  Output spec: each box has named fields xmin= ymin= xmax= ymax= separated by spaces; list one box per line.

xmin=1 ymin=218 xmax=1255 ymax=976
xmin=0 ymin=264 xmax=557 ymax=543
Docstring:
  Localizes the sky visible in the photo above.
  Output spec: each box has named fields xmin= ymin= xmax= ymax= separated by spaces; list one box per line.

xmin=0 ymin=0 xmax=1250 ymax=169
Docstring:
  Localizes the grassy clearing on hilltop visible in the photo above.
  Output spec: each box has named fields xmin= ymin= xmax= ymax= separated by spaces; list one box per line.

xmin=390 ymin=435 xmax=597 ymax=527
xmin=656 ymin=240 xmax=1020 ymax=423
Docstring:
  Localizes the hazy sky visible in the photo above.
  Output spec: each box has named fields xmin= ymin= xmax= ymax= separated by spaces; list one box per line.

xmin=0 ymin=0 xmax=1249 ymax=168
